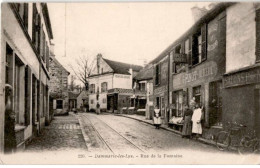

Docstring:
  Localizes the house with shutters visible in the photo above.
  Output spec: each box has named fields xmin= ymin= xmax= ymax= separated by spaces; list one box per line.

xmin=87 ymin=54 xmax=142 ymax=112
xmin=49 ymin=47 xmax=70 ymax=116
xmin=0 ymin=3 xmax=53 ymax=152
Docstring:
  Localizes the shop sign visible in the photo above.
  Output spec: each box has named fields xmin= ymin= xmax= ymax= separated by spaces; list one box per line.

xmin=173 ymin=53 xmax=187 ymax=63
xmin=224 ymin=68 xmax=260 ymax=88
xmin=114 ymin=74 xmax=130 ymax=79
xmin=182 ymin=61 xmax=218 ymax=84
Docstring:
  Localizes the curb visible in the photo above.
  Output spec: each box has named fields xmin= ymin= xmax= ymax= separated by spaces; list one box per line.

xmin=114 ymin=114 xmax=237 ymax=152
xmin=76 ymin=115 xmax=91 ymax=151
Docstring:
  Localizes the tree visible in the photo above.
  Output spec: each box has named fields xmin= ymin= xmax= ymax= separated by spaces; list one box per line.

xmin=69 ymin=75 xmax=76 ymax=91
xmin=69 ymin=55 xmax=95 ymax=91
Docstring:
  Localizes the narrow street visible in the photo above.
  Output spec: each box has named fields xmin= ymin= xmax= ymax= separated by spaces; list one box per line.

xmin=21 ymin=112 xmax=259 ymax=164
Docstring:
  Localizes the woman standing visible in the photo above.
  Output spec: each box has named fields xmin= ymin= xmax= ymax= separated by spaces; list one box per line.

xmin=191 ymin=103 xmax=203 ymax=139
xmin=153 ymin=105 xmax=162 ymax=129
xmin=182 ymin=105 xmax=193 ymax=138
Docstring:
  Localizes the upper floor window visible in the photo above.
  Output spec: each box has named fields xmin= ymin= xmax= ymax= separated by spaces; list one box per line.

xmin=191 ymin=24 xmax=207 ymax=66
xmin=155 ymin=64 xmax=160 ymax=85
xmin=13 ymin=3 xmax=28 ymax=30
xmin=90 ymin=84 xmax=95 ymax=94
xmin=101 ymin=82 xmax=108 ymax=92
xmin=172 ymin=44 xmax=186 ymax=74
xmin=32 ymin=3 xmax=41 ymax=54
xmin=139 ymin=82 xmax=146 ymax=91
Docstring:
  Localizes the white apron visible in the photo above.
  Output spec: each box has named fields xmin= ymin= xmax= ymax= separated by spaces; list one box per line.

xmin=191 ymin=108 xmax=202 ymax=134
xmin=153 ymin=109 xmax=162 ymax=125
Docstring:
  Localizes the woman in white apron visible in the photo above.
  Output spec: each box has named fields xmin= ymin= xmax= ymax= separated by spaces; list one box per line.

xmin=153 ymin=105 xmax=162 ymax=129
xmin=191 ymin=103 xmax=202 ymax=139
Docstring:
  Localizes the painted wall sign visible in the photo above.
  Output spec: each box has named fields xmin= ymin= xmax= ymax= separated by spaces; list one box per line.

xmin=207 ymin=21 xmax=218 ymax=52
xmin=173 ymin=53 xmax=187 ymax=63
xmin=224 ymin=67 xmax=260 ymax=88
xmin=182 ymin=61 xmax=218 ymax=84
xmin=114 ymin=74 xmax=130 ymax=79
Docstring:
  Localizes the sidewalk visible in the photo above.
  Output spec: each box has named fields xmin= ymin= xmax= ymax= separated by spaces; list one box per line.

xmin=114 ymin=113 xmax=231 ymax=150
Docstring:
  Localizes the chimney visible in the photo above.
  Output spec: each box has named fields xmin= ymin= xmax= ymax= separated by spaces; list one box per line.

xmin=97 ymin=53 xmax=102 ymax=74
xmin=191 ymin=5 xmax=208 ymax=23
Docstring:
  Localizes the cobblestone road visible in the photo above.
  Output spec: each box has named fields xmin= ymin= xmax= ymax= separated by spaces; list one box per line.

xmin=25 ymin=113 xmax=87 ymax=152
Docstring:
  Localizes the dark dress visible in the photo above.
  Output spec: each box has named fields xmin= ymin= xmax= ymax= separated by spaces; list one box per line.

xmin=182 ymin=109 xmax=193 ymax=136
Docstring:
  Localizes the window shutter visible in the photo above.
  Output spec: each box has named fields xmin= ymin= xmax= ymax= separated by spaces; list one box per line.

xmin=159 ymin=63 xmax=161 ymax=85
xmin=256 ymin=9 xmax=260 ymax=62
xmin=23 ymin=3 xmax=28 ymax=29
xmin=188 ymin=36 xmax=193 ymax=66
xmin=32 ymin=4 xmax=37 ymax=46
xmin=53 ymin=99 xmax=56 ymax=109
xmin=153 ymin=64 xmax=156 ymax=86
xmin=201 ymin=24 xmax=207 ymax=61
xmin=25 ymin=65 xmax=32 ymax=126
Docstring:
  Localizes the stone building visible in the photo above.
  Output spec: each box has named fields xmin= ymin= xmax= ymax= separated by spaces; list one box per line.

xmin=87 ymin=54 xmax=142 ymax=112
xmin=1 ymin=3 xmax=53 ymax=152
xmin=49 ymin=45 xmax=70 ymax=116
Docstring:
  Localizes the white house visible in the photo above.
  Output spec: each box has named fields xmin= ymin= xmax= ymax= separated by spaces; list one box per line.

xmin=88 ymin=54 xmax=142 ymax=112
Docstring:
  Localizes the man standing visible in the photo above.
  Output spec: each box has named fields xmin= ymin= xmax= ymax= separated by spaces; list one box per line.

xmin=191 ymin=103 xmax=202 ymax=139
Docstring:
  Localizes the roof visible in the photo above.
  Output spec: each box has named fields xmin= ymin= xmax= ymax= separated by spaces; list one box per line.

xmin=41 ymin=3 xmax=53 ymax=39
xmin=134 ymin=64 xmax=153 ymax=81
xmin=68 ymin=91 xmax=79 ymax=99
xmin=150 ymin=2 xmax=234 ymax=64
xmin=103 ymin=58 xmax=143 ymax=75
xmin=51 ymin=56 xmax=70 ymax=75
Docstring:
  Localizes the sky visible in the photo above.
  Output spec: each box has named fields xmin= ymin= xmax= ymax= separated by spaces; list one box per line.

xmin=47 ymin=2 xmax=212 ymax=84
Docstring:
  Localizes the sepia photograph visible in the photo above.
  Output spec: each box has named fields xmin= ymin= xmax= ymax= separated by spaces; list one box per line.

xmin=0 ymin=1 xmax=260 ymax=164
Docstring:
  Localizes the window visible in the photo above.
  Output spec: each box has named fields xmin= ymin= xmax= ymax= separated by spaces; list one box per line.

xmin=155 ymin=64 xmax=160 ymax=85
xmin=90 ymin=84 xmax=95 ymax=94
xmin=209 ymin=81 xmax=223 ymax=126
xmin=56 ymin=100 xmax=63 ymax=109
xmin=46 ymin=43 xmax=49 ymax=70
xmin=32 ymin=4 xmax=41 ymax=54
xmin=41 ymin=29 xmax=46 ymax=62
xmin=14 ymin=3 xmax=29 ymax=29
xmin=192 ymin=33 xmax=202 ymax=65
xmin=192 ymin=24 xmax=207 ymax=66
xmin=139 ymin=82 xmax=146 ymax=91
xmin=91 ymin=100 xmax=94 ymax=104
xmin=101 ymin=82 xmax=108 ymax=92
xmin=103 ymin=98 xmax=106 ymax=103
xmin=256 ymin=9 xmax=260 ymax=62
xmin=14 ymin=55 xmax=25 ymax=124
xmin=172 ymin=44 xmax=186 ymax=74
xmin=173 ymin=90 xmax=184 ymax=117
xmin=193 ymin=86 xmax=201 ymax=105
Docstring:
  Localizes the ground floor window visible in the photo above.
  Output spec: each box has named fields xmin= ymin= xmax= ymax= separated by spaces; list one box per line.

xmin=56 ymin=100 xmax=63 ymax=109
xmin=209 ymin=81 xmax=222 ymax=126
xmin=90 ymin=99 xmax=94 ymax=104
xmin=173 ymin=90 xmax=184 ymax=117
xmin=193 ymin=85 xmax=201 ymax=105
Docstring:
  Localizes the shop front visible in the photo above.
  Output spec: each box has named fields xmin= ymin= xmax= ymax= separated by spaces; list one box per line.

xmin=222 ymin=65 xmax=260 ymax=138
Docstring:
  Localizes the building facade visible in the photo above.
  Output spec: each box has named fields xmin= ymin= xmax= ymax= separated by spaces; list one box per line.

xmin=222 ymin=3 xmax=260 ymax=138
xmin=88 ymin=54 xmax=142 ymax=112
xmin=49 ymin=48 xmax=70 ymax=116
xmin=1 ymin=3 xmax=53 ymax=152
xmin=133 ymin=64 xmax=154 ymax=118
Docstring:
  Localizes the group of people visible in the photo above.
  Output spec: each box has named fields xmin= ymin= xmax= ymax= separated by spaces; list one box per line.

xmin=153 ymin=97 xmax=203 ymax=139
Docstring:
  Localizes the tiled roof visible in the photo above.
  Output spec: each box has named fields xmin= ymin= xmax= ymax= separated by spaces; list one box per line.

xmin=134 ymin=64 xmax=153 ymax=81
xmin=103 ymin=58 xmax=143 ymax=75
